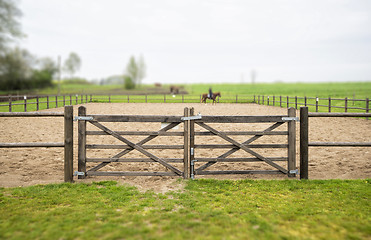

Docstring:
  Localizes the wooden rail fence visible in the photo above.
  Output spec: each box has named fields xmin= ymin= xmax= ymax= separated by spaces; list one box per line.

xmin=0 ymin=106 xmax=74 ymax=182
xmin=299 ymin=107 xmax=371 ymax=179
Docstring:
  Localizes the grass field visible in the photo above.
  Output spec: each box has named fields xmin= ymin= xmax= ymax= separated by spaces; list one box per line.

xmin=0 ymin=179 xmax=370 ymax=240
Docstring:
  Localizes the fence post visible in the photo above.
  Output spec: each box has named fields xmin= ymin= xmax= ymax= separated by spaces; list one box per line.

xmin=8 ymin=95 xmax=12 ymax=112
xmin=345 ymin=97 xmax=348 ymax=112
xmin=70 ymin=95 xmax=72 ymax=105
xmin=316 ymin=97 xmax=319 ymax=112
xmin=127 ymin=95 xmax=130 ymax=103
xmin=300 ymin=107 xmax=309 ymax=180
xmin=36 ymin=96 xmax=39 ymax=111
xmin=295 ymin=96 xmax=298 ymax=109
xmin=64 ymin=105 xmax=74 ymax=182
xmin=280 ymin=96 xmax=282 ymax=108
xmin=288 ymin=107 xmax=296 ymax=177
xmin=56 ymin=96 xmax=58 ymax=108
xmin=287 ymin=96 xmax=289 ymax=108
xmin=46 ymin=96 xmax=49 ymax=109
xmin=90 ymin=95 xmax=92 ymax=102
xmin=182 ymin=94 xmax=184 ymax=103
xmin=183 ymin=107 xmax=189 ymax=179
xmin=24 ymin=96 xmax=27 ymax=112
xmin=258 ymin=95 xmax=260 ymax=104
xmin=164 ymin=94 xmax=166 ymax=103
xmin=366 ymin=98 xmax=369 ymax=120
xmin=328 ymin=97 xmax=331 ymax=112
xmin=304 ymin=96 xmax=307 ymax=107
xmin=267 ymin=96 xmax=269 ymax=106
xmin=78 ymin=106 xmax=87 ymax=179
xmin=254 ymin=95 xmax=256 ymax=103
xmin=236 ymin=95 xmax=238 ymax=103
xmin=75 ymin=95 xmax=78 ymax=104
xmin=273 ymin=96 xmax=275 ymax=106
xmin=189 ymin=108 xmax=195 ymax=179
xmin=262 ymin=96 xmax=265 ymax=105
xmin=63 ymin=95 xmax=66 ymax=106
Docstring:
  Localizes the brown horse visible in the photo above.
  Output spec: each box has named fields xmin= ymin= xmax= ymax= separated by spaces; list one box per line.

xmin=201 ymin=92 xmax=221 ymax=104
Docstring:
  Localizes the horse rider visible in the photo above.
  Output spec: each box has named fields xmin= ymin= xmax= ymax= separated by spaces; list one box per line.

xmin=208 ymin=88 xmax=213 ymax=99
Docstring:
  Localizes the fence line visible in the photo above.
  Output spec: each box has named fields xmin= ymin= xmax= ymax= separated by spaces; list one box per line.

xmin=299 ymin=107 xmax=371 ymax=180
xmin=1 ymin=94 xmax=369 ymax=116
xmin=0 ymin=106 xmax=74 ymax=182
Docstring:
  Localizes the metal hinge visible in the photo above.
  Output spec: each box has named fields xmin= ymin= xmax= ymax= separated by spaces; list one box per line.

xmin=74 ymin=116 xmax=94 ymax=121
xmin=289 ymin=169 xmax=299 ymax=175
xmin=74 ymin=171 xmax=85 ymax=176
xmin=282 ymin=117 xmax=299 ymax=122
xmin=181 ymin=115 xmax=202 ymax=121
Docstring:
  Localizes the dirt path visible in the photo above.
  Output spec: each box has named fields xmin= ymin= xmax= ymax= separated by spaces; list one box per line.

xmin=0 ymin=103 xmax=370 ymax=192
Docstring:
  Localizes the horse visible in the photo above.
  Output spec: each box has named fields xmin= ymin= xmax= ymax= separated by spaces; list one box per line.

xmin=170 ymin=85 xmax=179 ymax=94
xmin=201 ymin=92 xmax=221 ymax=104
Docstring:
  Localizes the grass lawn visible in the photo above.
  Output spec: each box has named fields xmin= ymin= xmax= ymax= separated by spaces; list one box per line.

xmin=0 ymin=179 xmax=370 ymax=240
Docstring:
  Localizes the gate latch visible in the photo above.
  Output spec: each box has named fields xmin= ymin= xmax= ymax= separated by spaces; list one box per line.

xmin=74 ymin=116 xmax=93 ymax=121
xmin=74 ymin=171 xmax=85 ymax=176
xmin=289 ymin=169 xmax=299 ymax=175
xmin=181 ymin=114 xmax=202 ymax=121
xmin=282 ymin=117 xmax=299 ymax=122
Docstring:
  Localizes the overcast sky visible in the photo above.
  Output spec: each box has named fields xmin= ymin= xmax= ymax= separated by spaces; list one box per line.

xmin=19 ymin=0 xmax=371 ymax=84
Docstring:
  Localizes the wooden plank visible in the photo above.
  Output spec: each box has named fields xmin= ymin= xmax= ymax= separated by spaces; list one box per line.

xmin=86 ymin=131 xmax=184 ymax=136
xmin=78 ymin=106 xmax=87 ymax=179
xmin=0 ymin=142 xmax=64 ymax=148
xmin=87 ymin=158 xmax=183 ymax=163
xmin=86 ymin=144 xmax=184 ymax=149
xmin=0 ymin=112 xmax=64 ymax=117
xmin=309 ymin=142 xmax=371 ymax=147
xmin=194 ymin=144 xmax=288 ymax=149
xmin=300 ymin=107 xmax=309 ymax=180
xmin=64 ymin=105 xmax=74 ymax=183
xmin=196 ymin=170 xmax=282 ymax=175
xmin=196 ymin=122 xmax=288 ymax=173
xmin=189 ymin=108 xmax=195 ymax=178
xmin=195 ymin=157 xmax=287 ymax=162
xmin=87 ymin=171 xmax=178 ymax=176
xmin=196 ymin=122 xmax=284 ymax=171
xmin=89 ymin=121 xmax=183 ymax=175
xmin=89 ymin=115 xmax=183 ymax=122
xmin=288 ymin=107 xmax=296 ymax=177
xmin=194 ymin=131 xmax=288 ymax=136
xmin=183 ymin=107 xmax=189 ymax=179
xmin=308 ymin=112 xmax=371 ymax=117
xmin=199 ymin=115 xmax=286 ymax=123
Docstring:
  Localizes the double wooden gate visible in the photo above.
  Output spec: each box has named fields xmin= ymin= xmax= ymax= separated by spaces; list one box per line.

xmin=76 ymin=106 xmax=297 ymax=179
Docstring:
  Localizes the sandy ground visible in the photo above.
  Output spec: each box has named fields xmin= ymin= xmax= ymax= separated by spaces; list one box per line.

xmin=0 ymin=103 xmax=370 ymax=192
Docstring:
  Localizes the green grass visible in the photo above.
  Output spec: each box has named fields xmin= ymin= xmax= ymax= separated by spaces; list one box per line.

xmin=1 ymin=179 xmax=370 ymax=240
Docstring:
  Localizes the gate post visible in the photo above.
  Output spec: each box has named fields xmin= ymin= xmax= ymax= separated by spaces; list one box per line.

xmin=183 ymin=108 xmax=190 ymax=179
xmin=288 ymin=107 xmax=296 ymax=177
xmin=78 ymin=106 xmax=87 ymax=179
xmin=300 ymin=107 xmax=309 ymax=179
xmin=64 ymin=106 xmax=74 ymax=182
xmin=189 ymin=108 xmax=195 ymax=179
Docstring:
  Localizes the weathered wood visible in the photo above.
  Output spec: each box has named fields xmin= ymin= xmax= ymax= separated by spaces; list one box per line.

xmin=87 ymin=122 xmax=181 ymax=172
xmin=329 ymin=97 xmax=331 ymax=112
xmin=308 ymin=112 xmax=371 ymax=117
xmin=87 ymin=158 xmax=183 ymax=163
xmin=0 ymin=142 xmax=64 ymax=148
xmin=345 ymin=97 xmax=348 ymax=112
xmin=309 ymin=142 xmax=371 ymax=147
xmin=89 ymin=115 xmax=183 ymax=122
xmin=78 ymin=106 xmax=87 ymax=179
xmin=8 ymin=96 xmax=12 ymax=112
xmin=196 ymin=122 xmax=288 ymax=173
xmin=196 ymin=122 xmax=284 ymax=171
xmin=198 ymin=115 xmax=288 ymax=123
xmin=194 ymin=144 xmax=288 ymax=149
xmin=89 ymin=121 xmax=183 ymax=175
xmin=0 ymin=112 xmax=64 ymax=117
xmin=195 ymin=157 xmax=287 ymax=162
xmin=86 ymin=131 xmax=184 ymax=136
xmin=183 ymin=107 xmax=189 ymax=179
xmin=196 ymin=170 xmax=282 ymax=175
xmin=189 ymin=108 xmax=195 ymax=178
xmin=86 ymin=144 xmax=184 ymax=149
xmin=64 ymin=105 xmax=74 ymax=183
xmin=288 ymin=107 xmax=296 ymax=177
xmin=24 ymin=97 xmax=27 ymax=112
xmin=36 ymin=96 xmax=39 ymax=111
xmin=87 ymin=171 xmax=178 ymax=176
xmin=194 ymin=131 xmax=288 ymax=136
xmin=300 ymin=107 xmax=309 ymax=180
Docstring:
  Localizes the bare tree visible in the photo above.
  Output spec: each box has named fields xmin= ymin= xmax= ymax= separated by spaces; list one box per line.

xmin=0 ymin=0 xmax=23 ymax=53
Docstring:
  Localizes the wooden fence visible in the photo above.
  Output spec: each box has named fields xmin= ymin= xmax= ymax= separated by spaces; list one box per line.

xmin=299 ymin=107 xmax=371 ymax=179
xmin=0 ymin=106 xmax=74 ymax=182
xmin=75 ymin=106 xmax=298 ymax=179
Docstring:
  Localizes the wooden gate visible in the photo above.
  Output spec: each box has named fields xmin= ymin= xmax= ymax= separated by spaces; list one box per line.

xmin=76 ymin=106 xmax=190 ymax=179
xmin=76 ymin=106 xmax=297 ymax=179
xmin=188 ymin=108 xmax=297 ymax=178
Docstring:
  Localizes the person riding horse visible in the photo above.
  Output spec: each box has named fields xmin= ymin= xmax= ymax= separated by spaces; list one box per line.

xmin=208 ymin=88 xmax=213 ymax=99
